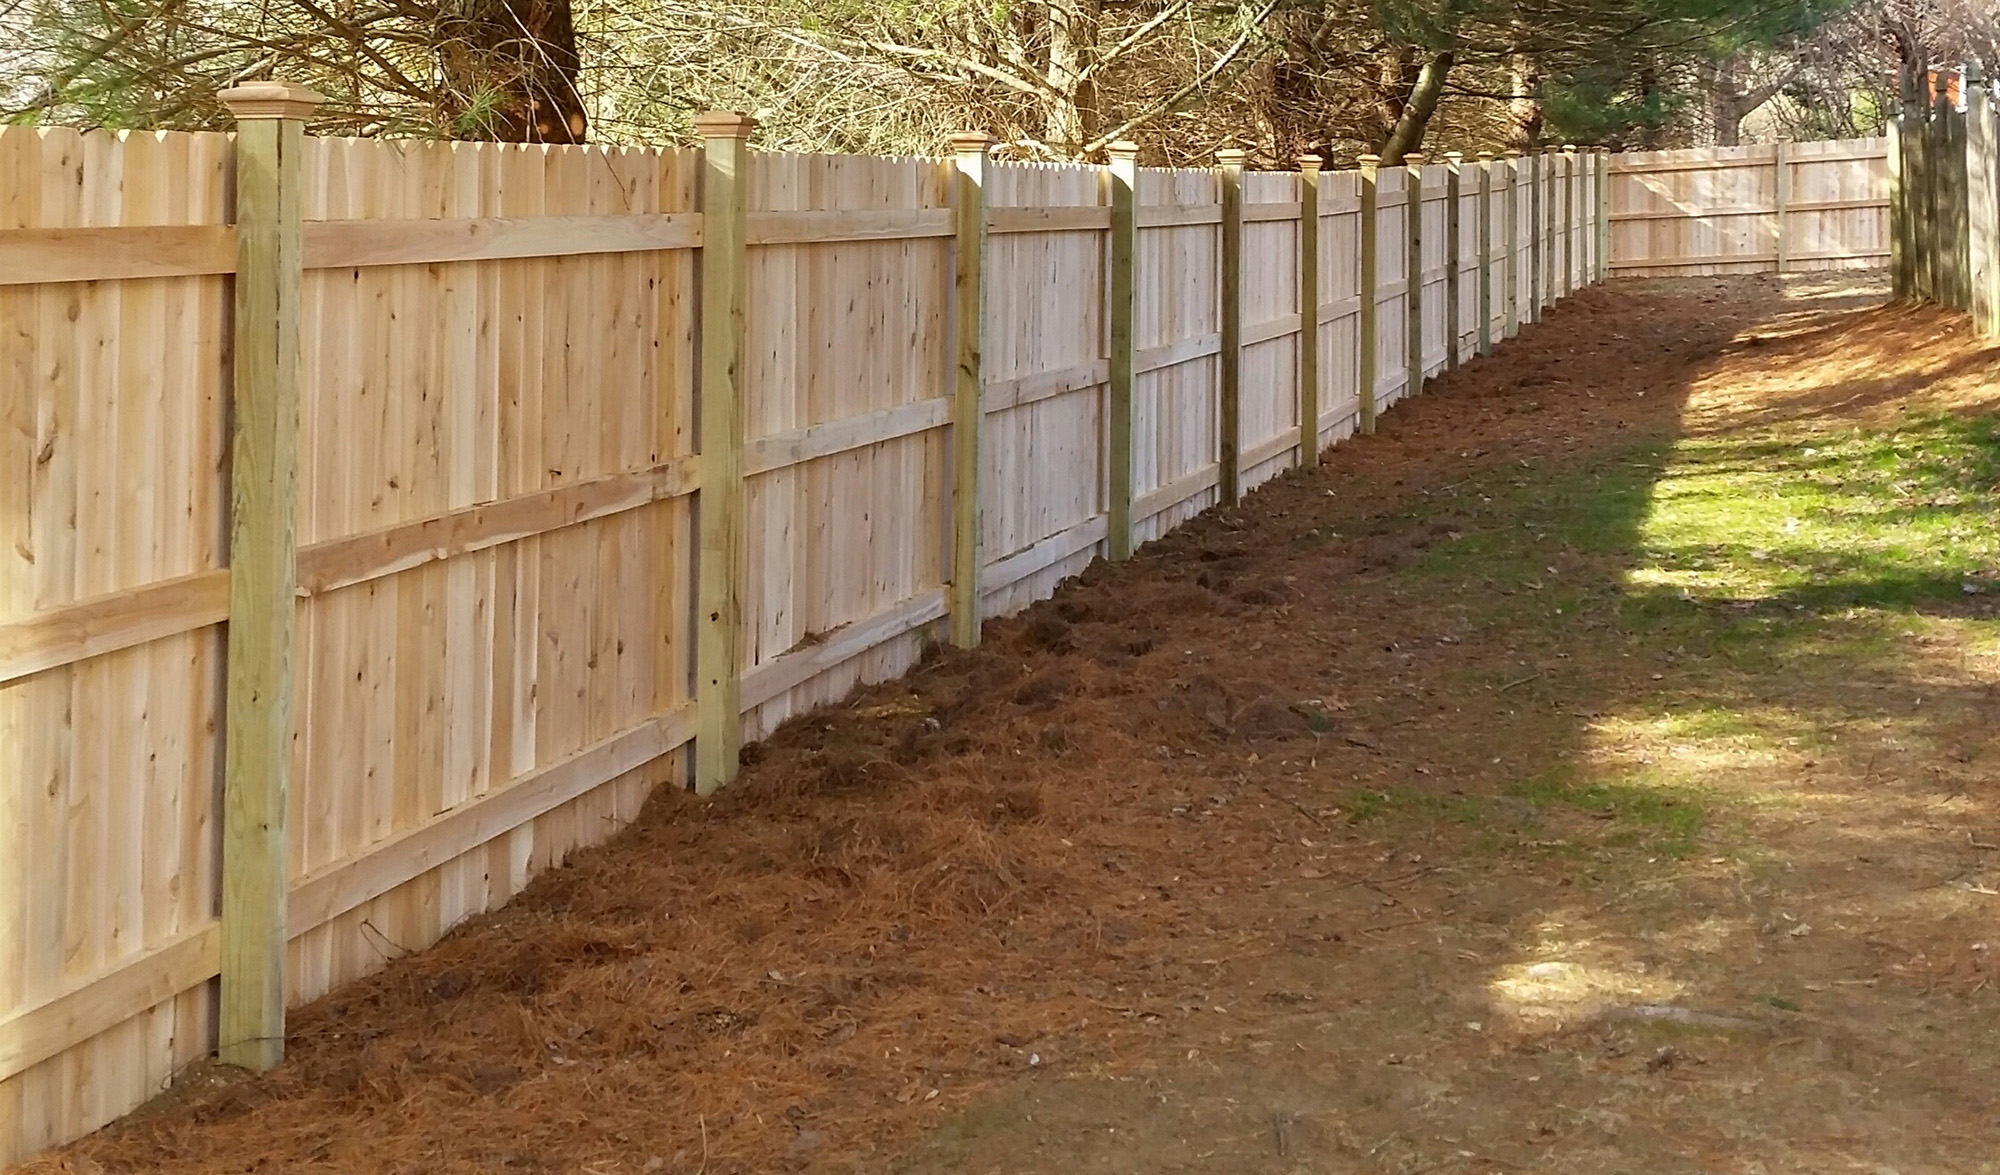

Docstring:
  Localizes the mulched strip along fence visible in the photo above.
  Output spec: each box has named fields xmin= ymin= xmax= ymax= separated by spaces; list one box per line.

xmin=27 ymin=277 xmax=1812 ymax=1175
xmin=2 ymin=123 xmax=1901 ymax=1166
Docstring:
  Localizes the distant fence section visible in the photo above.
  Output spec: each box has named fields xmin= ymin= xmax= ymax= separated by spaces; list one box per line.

xmin=1892 ymin=66 xmax=2000 ymax=335
xmin=0 ymin=84 xmax=1609 ymax=1166
xmin=1609 ymin=138 xmax=1890 ymax=275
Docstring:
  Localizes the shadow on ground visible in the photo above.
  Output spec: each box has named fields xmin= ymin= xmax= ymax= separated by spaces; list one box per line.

xmin=885 ymin=272 xmax=2000 ymax=1175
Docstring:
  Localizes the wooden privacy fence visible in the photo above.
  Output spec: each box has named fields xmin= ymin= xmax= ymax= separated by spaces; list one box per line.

xmin=1609 ymin=137 xmax=1890 ymax=275
xmin=0 ymin=79 xmax=1611 ymax=1164
xmin=1892 ymin=64 xmax=2000 ymax=334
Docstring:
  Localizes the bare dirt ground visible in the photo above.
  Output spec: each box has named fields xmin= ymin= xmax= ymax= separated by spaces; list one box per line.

xmin=31 ymin=272 xmax=2000 ymax=1175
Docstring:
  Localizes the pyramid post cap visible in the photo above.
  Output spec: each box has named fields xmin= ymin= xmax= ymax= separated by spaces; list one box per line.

xmin=693 ymin=111 xmax=758 ymax=139
xmin=217 ymin=80 xmax=324 ymax=121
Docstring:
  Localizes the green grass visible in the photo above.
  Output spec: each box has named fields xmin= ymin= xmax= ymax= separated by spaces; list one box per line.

xmin=1628 ymin=410 xmax=2000 ymax=612
xmin=1393 ymin=407 xmax=2000 ymax=650
xmin=1508 ymin=768 xmax=1704 ymax=859
xmin=1343 ymin=403 xmax=2000 ymax=865
xmin=1343 ymin=787 xmax=1487 ymax=826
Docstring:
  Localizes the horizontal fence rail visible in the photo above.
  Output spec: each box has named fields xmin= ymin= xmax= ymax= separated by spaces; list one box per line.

xmin=0 ymin=97 xmax=1618 ymax=1164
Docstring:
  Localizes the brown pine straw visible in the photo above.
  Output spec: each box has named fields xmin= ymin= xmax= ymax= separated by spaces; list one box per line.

xmin=40 ymin=525 xmax=1344 ymax=1175
xmin=32 ymin=284 xmax=1692 ymax=1175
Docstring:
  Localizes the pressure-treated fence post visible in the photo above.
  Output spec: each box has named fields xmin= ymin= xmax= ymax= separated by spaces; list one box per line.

xmin=1971 ymin=64 xmax=1998 ymax=335
xmin=1107 ymin=141 xmax=1139 ymax=559
xmin=1527 ymin=149 xmax=1542 ymax=323
xmin=694 ymin=111 xmax=755 ymax=796
xmin=1444 ymin=152 xmax=1462 ymax=370
xmin=1217 ymin=148 xmax=1245 ymax=504
xmin=1358 ymin=154 xmax=1380 ymax=433
xmin=216 ymin=79 xmax=321 ymax=1073
xmin=1503 ymin=151 xmax=1521 ymax=337
xmin=1596 ymin=148 xmax=1612 ymax=283
xmin=1957 ymin=88 xmax=1974 ymax=311
xmin=1935 ymin=93 xmax=1951 ymax=305
xmin=1773 ymin=139 xmax=1790 ymax=274
xmin=1889 ymin=113 xmax=1909 ymax=300
xmin=1584 ymin=146 xmax=1598 ymax=283
xmin=1551 ymin=147 xmax=1565 ymax=306
xmin=1957 ymin=66 xmax=1982 ymax=317
xmin=1298 ymin=153 xmax=1322 ymax=465
xmin=1914 ymin=102 xmax=1934 ymax=303
xmin=1476 ymin=152 xmax=1494 ymax=356
xmin=1560 ymin=145 xmax=1576 ymax=297
xmin=1405 ymin=152 xmax=1425 ymax=400
xmin=1970 ymin=79 xmax=1989 ymax=331
xmin=948 ymin=132 xmax=993 ymax=648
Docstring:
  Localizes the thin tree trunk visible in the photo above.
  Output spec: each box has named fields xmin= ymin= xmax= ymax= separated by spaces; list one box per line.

xmin=1380 ymin=50 xmax=1454 ymax=163
xmin=1043 ymin=0 xmax=1101 ymax=153
xmin=1375 ymin=43 xmax=1416 ymax=143
xmin=1507 ymin=50 xmax=1541 ymax=150
xmin=1712 ymin=57 xmax=1742 ymax=146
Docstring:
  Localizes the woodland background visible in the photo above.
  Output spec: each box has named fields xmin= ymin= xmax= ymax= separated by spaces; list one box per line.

xmin=1 ymin=0 xmax=1995 ymax=163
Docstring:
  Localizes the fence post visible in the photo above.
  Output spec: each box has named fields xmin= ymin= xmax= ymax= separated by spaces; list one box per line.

xmin=1551 ymin=148 xmax=1565 ymax=306
xmin=1217 ymin=148 xmax=1245 ymax=504
xmin=1527 ymin=149 xmax=1542 ymax=322
xmin=693 ymin=111 xmax=755 ymax=796
xmin=1571 ymin=146 xmax=1586 ymax=286
xmin=1107 ymin=141 xmax=1139 ymax=559
xmin=1444 ymin=152 xmax=1462 ymax=370
xmin=948 ymin=132 xmax=992 ymax=648
xmin=1476 ymin=152 xmax=1494 ymax=356
xmin=1503 ymin=151 xmax=1521 ymax=337
xmin=1550 ymin=147 xmax=1564 ymax=297
xmin=1560 ymin=145 xmax=1576 ymax=297
xmin=1972 ymin=64 xmax=1998 ymax=334
xmin=215 ymin=79 xmax=320 ymax=1073
xmin=1930 ymin=95 xmax=1945 ymax=304
xmin=1405 ymin=152 xmax=1425 ymax=399
xmin=1915 ymin=103 xmax=1934 ymax=303
xmin=1586 ymin=146 xmax=1599 ymax=283
xmin=1358 ymin=154 xmax=1380 ymax=433
xmin=1298 ymin=153 xmax=1322 ymax=465
xmin=1889 ymin=113 xmax=1908 ymax=300
xmin=1954 ymin=73 xmax=1977 ymax=313
xmin=1596 ymin=148 xmax=1612 ymax=283
xmin=1773 ymin=139 xmax=1790 ymax=274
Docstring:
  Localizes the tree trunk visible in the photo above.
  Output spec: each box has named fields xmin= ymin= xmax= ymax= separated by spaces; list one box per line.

xmin=1710 ymin=54 xmax=1798 ymax=148
xmin=1375 ymin=43 xmax=1416 ymax=143
xmin=1380 ymin=51 xmax=1453 ymax=163
xmin=1043 ymin=0 xmax=1101 ymax=154
xmin=1507 ymin=51 xmax=1541 ymax=150
xmin=1712 ymin=57 xmax=1742 ymax=146
xmin=439 ymin=0 xmax=587 ymax=143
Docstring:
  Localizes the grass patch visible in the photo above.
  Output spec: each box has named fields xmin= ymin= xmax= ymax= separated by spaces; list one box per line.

xmin=1359 ymin=402 xmax=2000 ymax=868
xmin=1631 ymin=409 xmax=2000 ymax=612
xmin=1508 ymin=768 xmax=1704 ymax=859
xmin=1343 ymin=787 xmax=1488 ymax=826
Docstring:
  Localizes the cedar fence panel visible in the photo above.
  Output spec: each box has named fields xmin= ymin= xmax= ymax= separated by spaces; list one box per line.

xmin=1371 ymin=167 xmax=1412 ymax=413
xmin=1418 ymin=161 xmax=1452 ymax=378
xmin=1609 ymin=138 xmax=1889 ymax=275
xmin=981 ymin=162 xmax=1110 ymax=619
xmin=1239 ymin=170 xmax=1304 ymax=492
xmin=1314 ymin=170 xmax=1364 ymax=449
xmin=0 ymin=114 xmax=1612 ymax=1164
